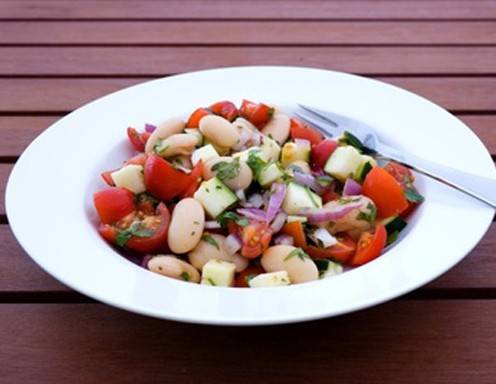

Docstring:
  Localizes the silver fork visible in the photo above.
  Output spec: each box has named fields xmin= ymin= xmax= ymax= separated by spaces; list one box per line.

xmin=296 ymin=104 xmax=496 ymax=209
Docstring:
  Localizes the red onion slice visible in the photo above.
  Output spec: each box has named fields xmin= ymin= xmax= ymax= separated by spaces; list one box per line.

xmin=266 ymin=183 xmax=287 ymax=222
xmin=274 ymin=234 xmax=294 ymax=246
xmin=224 ymin=233 xmax=242 ymax=255
xmin=237 ymin=208 xmax=267 ymax=221
xmin=343 ymin=178 xmax=362 ymax=196
xmin=145 ymin=123 xmax=156 ymax=133
xmin=270 ymin=211 xmax=287 ymax=233
xmin=141 ymin=254 xmax=154 ymax=268
xmin=299 ymin=203 xmax=362 ymax=224
xmin=293 ymin=172 xmax=325 ymax=195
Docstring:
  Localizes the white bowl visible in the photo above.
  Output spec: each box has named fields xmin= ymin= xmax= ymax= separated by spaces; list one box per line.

xmin=6 ymin=66 xmax=495 ymax=325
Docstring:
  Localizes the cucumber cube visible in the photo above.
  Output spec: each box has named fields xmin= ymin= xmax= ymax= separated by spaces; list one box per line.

xmin=201 ymin=259 xmax=236 ymax=287
xmin=193 ymin=177 xmax=238 ymax=218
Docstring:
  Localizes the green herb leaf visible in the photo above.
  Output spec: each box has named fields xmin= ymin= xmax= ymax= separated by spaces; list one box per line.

xmin=316 ymin=175 xmax=333 ymax=187
xmin=284 ymin=248 xmax=310 ymax=262
xmin=180 ymin=272 xmax=191 ymax=281
xmin=356 ymin=202 xmax=377 ymax=223
xmin=216 ymin=211 xmax=249 ymax=228
xmin=246 ymin=150 xmax=267 ymax=178
xmin=337 ymin=197 xmax=361 ymax=205
xmin=135 ymin=193 xmax=159 ymax=207
xmin=387 ymin=230 xmax=400 ymax=245
xmin=207 ymin=277 xmax=216 ymax=286
xmin=404 ymin=186 xmax=424 ymax=203
xmin=115 ymin=221 xmax=155 ymax=247
xmin=212 ymin=157 xmax=240 ymax=181
xmin=280 ymin=172 xmax=294 ymax=184
xmin=339 ymin=131 xmax=376 ymax=155
xmin=201 ymin=233 xmax=220 ymax=250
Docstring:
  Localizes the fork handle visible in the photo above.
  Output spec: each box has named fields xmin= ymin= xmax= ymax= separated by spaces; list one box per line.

xmin=378 ymin=151 xmax=496 ymax=209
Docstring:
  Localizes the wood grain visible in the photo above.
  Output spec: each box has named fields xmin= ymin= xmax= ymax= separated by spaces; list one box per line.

xmin=1 ymin=1 xmax=495 ymax=20
xmin=2 ymin=301 xmax=496 ymax=383
xmin=0 ymin=220 xmax=493 ymax=293
xmin=1 ymin=77 xmax=494 ymax=112
xmin=1 ymin=21 xmax=495 ymax=45
xmin=2 ymin=47 xmax=496 ymax=75
xmin=1 ymin=114 xmax=495 ymax=158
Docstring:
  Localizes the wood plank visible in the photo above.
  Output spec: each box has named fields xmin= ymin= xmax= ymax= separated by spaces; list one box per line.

xmin=0 ymin=77 xmax=494 ymax=112
xmin=2 ymin=47 xmax=496 ymax=75
xmin=1 ymin=1 xmax=495 ymax=20
xmin=0 ymin=219 xmax=494 ymax=293
xmin=1 ymin=114 xmax=495 ymax=158
xmin=2 ymin=301 xmax=496 ymax=383
xmin=1 ymin=21 xmax=495 ymax=45
xmin=0 ymin=225 xmax=68 ymax=292
xmin=0 ymin=164 xmax=12 ymax=214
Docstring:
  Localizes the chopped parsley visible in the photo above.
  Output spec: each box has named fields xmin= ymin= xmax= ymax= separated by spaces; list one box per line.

xmin=135 ymin=193 xmax=159 ymax=207
xmin=316 ymin=175 xmax=333 ymax=187
xmin=284 ymin=248 xmax=310 ymax=262
xmin=356 ymin=202 xmax=377 ymax=223
xmin=116 ymin=221 xmax=154 ymax=247
xmin=387 ymin=231 xmax=400 ymax=245
xmin=180 ymin=272 xmax=191 ymax=281
xmin=338 ymin=131 xmax=376 ymax=155
xmin=216 ymin=211 xmax=249 ymax=228
xmin=212 ymin=157 xmax=240 ymax=181
xmin=246 ymin=150 xmax=267 ymax=178
xmin=404 ymin=186 xmax=424 ymax=203
xmin=207 ymin=277 xmax=216 ymax=286
xmin=201 ymin=233 xmax=220 ymax=250
xmin=338 ymin=197 xmax=361 ymax=205
xmin=154 ymin=142 xmax=169 ymax=156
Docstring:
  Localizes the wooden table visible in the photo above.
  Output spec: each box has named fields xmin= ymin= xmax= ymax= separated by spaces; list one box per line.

xmin=1 ymin=1 xmax=496 ymax=382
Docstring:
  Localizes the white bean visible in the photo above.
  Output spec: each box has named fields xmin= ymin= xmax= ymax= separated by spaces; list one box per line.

xmin=167 ymin=198 xmax=205 ymax=253
xmin=155 ymin=133 xmax=198 ymax=157
xmin=145 ymin=118 xmax=185 ymax=154
xmin=203 ymin=156 xmax=253 ymax=190
xmin=188 ymin=233 xmax=248 ymax=271
xmin=199 ymin=115 xmax=240 ymax=148
xmin=261 ymin=114 xmax=290 ymax=144
xmin=147 ymin=255 xmax=200 ymax=283
xmin=324 ymin=195 xmax=376 ymax=234
xmin=261 ymin=245 xmax=319 ymax=284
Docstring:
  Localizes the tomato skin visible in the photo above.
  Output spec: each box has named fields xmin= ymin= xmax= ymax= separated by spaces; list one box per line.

xmin=127 ymin=127 xmax=150 ymax=152
xmin=321 ymin=189 xmax=340 ymax=204
xmin=101 ymin=170 xmax=116 ymax=186
xmin=362 ymin=167 xmax=409 ymax=218
xmin=239 ymin=99 xmax=274 ymax=128
xmin=126 ymin=153 xmax=147 ymax=166
xmin=234 ymin=264 xmax=266 ymax=287
xmin=349 ymin=225 xmax=387 ymax=266
xmin=311 ymin=139 xmax=338 ymax=169
xmin=281 ymin=221 xmax=307 ymax=248
xmin=144 ymin=155 xmax=200 ymax=202
xmin=178 ymin=160 xmax=203 ymax=198
xmin=290 ymin=118 xmax=323 ymax=146
xmin=99 ymin=203 xmax=170 ymax=254
xmin=94 ymin=187 xmax=135 ymax=224
xmin=304 ymin=234 xmax=356 ymax=264
xmin=186 ymin=108 xmax=210 ymax=128
xmin=239 ymin=221 xmax=273 ymax=259
xmin=384 ymin=161 xmax=414 ymax=187
xmin=209 ymin=101 xmax=238 ymax=121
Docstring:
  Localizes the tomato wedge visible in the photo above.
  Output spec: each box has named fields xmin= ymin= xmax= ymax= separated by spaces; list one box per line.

xmin=178 ymin=160 xmax=203 ymax=198
xmin=311 ymin=139 xmax=338 ymax=170
xmin=239 ymin=99 xmax=274 ymax=127
xmin=93 ymin=187 xmax=135 ymax=224
xmin=127 ymin=127 xmax=150 ymax=152
xmin=349 ymin=225 xmax=387 ymax=266
xmin=290 ymin=118 xmax=323 ymax=146
xmin=209 ymin=101 xmax=238 ymax=121
xmin=144 ymin=154 xmax=201 ymax=202
xmin=304 ymin=234 xmax=357 ymax=264
xmin=234 ymin=264 xmax=266 ymax=288
xmin=98 ymin=203 xmax=171 ymax=254
xmin=186 ymin=107 xmax=211 ymax=128
xmin=281 ymin=221 xmax=307 ymax=248
xmin=362 ymin=167 xmax=409 ymax=218
xmin=234 ymin=220 xmax=273 ymax=259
